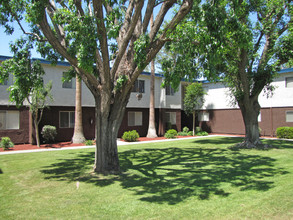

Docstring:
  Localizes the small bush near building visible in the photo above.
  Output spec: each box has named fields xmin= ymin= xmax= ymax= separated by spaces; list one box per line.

xmin=196 ymin=131 xmax=209 ymax=136
xmin=178 ymin=131 xmax=188 ymax=136
xmin=183 ymin=127 xmax=190 ymax=133
xmin=41 ymin=125 xmax=57 ymax=144
xmin=164 ymin=129 xmax=178 ymax=139
xmin=188 ymin=131 xmax=194 ymax=136
xmin=0 ymin=137 xmax=14 ymax=150
xmin=122 ymin=130 xmax=140 ymax=142
xmin=84 ymin=140 xmax=94 ymax=146
xmin=276 ymin=127 xmax=293 ymax=139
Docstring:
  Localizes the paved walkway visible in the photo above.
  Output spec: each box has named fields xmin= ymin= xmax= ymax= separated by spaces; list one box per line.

xmin=0 ymin=135 xmax=290 ymax=155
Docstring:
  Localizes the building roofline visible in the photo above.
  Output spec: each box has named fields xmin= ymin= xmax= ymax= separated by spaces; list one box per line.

xmin=0 ymin=55 xmax=71 ymax=67
xmin=1 ymin=55 xmax=292 ymax=77
xmin=279 ymin=68 xmax=293 ymax=74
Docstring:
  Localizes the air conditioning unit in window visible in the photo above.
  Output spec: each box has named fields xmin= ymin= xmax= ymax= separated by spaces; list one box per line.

xmin=136 ymin=93 xmax=143 ymax=101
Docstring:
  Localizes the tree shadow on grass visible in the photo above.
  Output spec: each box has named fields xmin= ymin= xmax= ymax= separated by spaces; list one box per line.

xmin=40 ymin=144 xmax=288 ymax=205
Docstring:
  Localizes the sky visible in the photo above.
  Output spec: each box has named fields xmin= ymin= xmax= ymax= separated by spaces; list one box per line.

xmin=0 ymin=23 xmax=41 ymax=58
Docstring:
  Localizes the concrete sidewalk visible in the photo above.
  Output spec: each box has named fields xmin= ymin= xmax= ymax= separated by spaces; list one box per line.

xmin=0 ymin=135 xmax=215 ymax=155
xmin=0 ymin=134 xmax=290 ymax=155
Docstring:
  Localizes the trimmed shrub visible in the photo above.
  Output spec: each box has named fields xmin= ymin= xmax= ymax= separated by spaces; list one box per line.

xmin=276 ymin=127 xmax=293 ymax=139
xmin=0 ymin=137 xmax=14 ymax=150
xmin=122 ymin=130 xmax=140 ymax=142
xmin=164 ymin=129 xmax=178 ymax=139
xmin=84 ymin=140 xmax=94 ymax=146
xmin=41 ymin=125 xmax=57 ymax=143
xmin=196 ymin=131 xmax=209 ymax=136
xmin=183 ymin=126 xmax=189 ymax=133
xmin=188 ymin=131 xmax=194 ymax=136
xmin=178 ymin=131 xmax=188 ymax=136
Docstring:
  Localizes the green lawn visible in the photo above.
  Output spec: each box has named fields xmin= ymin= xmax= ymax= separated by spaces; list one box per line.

xmin=1 ymin=137 xmax=293 ymax=219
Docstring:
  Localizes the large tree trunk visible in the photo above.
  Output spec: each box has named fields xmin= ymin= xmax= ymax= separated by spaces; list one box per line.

xmin=72 ymin=77 xmax=86 ymax=143
xmin=238 ymin=98 xmax=263 ymax=148
xmin=93 ymin=92 xmax=129 ymax=174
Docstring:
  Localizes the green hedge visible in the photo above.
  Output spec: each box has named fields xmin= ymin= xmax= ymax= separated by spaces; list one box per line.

xmin=276 ymin=127 xmax=293 ymax=139
xmin=164 ymin=129 xmax=178 ymax=139
xmin=122 ymin=130 xmax=140 ymax=142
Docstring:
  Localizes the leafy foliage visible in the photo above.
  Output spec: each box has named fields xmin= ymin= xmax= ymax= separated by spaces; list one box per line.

xmin=164 ymin=129 xmax=178 ymax=139
xmin=196 ymin=131 xmax=208 ymax=136
xmin=161 ymin=0 xmax=292 ymax=147
xmin=122 ymin=130 xmax=140 ymax=142
xmin=276 ymin=127 xmax=293 ymax=139
xmin=183 ymin=126 xmax=190 ymax=133
xmin=0 ymin=38 xmax=53 ymax=147
xmin=84 ymin=140 xmax=94 ymax=146
xmin=184 ymin=82 xmax=206 ymax=115
xmin=41 ymin=125 xmax=57 ymax=144
xmin=0 ymin=137 xmax=14 ymax=150
xmin=178 ymin=131 xmax=189 ymax=136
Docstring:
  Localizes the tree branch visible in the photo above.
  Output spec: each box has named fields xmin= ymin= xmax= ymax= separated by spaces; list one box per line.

xmin=118 ymin=0 xmax=135 ymax=42
xmin=92 ymin=0 xmax=111 ymax=85
xmin=149 ymin=0 xmax=177 ymax=41
xmin=130 ymin=0 xmax=193 ymax=84
xmin=46 ymin=3 xmax=66 ymax=47
xmin=74 ymin=0 xmax=85 ymax=17
xmin=142 ymin=0 xmax=156 ymax=34
xmin=110 ymin=1 xmax=144 ymax=79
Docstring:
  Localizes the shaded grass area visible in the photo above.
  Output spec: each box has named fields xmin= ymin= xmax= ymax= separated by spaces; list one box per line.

xmin=1 ymin=137 xmax=293 ymax=219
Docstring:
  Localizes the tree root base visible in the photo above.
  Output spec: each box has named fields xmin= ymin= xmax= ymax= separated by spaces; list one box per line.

xmin=230 ymin=140 xmax=273 ymax=150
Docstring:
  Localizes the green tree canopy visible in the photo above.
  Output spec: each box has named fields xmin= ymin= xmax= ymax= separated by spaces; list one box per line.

xmin=183 ymin=82 xmax=206 ymax=135
xmin=162 ymin=0 xmax=293 ymax=148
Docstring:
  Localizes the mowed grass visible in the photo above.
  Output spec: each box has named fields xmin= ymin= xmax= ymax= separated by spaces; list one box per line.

xmin=0 ymin=137 xmax=293 ymax=219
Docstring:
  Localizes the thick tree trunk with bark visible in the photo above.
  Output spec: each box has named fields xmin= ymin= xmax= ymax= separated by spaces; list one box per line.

xmin=237 ymin=98 xmax=264 ymax=148
xmin=72 ymin=77 xmax=86 ymax=144
xmin=93 ymin=92 xmax=129 ymax=174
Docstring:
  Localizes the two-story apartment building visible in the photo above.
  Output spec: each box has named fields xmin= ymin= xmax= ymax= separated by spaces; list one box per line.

xmin=0 ymin=55 xmax=183 ymax=144
xmin=191 ymin=68 xmax=293 ymax=136
xmin=1 ymin=55 xmax=293 ymax=144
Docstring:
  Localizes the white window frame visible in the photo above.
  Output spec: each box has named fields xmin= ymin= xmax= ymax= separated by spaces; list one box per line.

xmin=128 ymin=111 xmax=143 ymax=126
xmin=166 ymin=85 xmax=175 ymax=96
xmin=285 ymin=77 xmax=293 ymax=88
xmin=286 ymin=111 xmax=293 ymax=122
xmin=258 ymin=112 xmax=261 ymax=122
xmin=0 ymin=110 xmax=20 ymax=130
xmin=166 ymin=112 xmax=176 ymax=125
xmin=198 ymin=112 xmax=209 ymax=122
xmin=59 ymin=111 xmax=75 ymax=128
